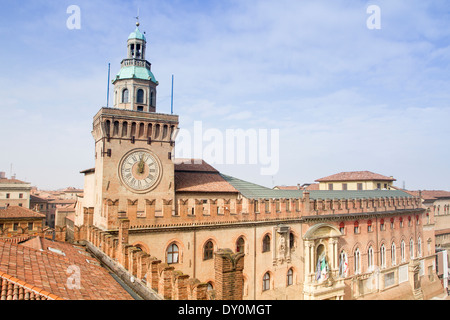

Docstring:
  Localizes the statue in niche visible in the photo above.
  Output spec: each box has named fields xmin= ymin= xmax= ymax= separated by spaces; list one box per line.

xmin=315 ymin=245 xmax=331 ymax=285
xmin=278 ymin=234 xmax=286 ymax=263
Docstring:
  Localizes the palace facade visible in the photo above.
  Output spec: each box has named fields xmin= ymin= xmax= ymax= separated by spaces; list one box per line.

xmin=73 ymin=22 xmax=444 ymax=300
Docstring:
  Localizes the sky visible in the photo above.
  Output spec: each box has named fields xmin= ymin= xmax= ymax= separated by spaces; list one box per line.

xmin=0 ymin=0 xmax=450 ymax=191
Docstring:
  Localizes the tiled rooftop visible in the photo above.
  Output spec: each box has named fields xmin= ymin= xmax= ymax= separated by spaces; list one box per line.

xmin=0 ymin=238 xmax=134 ymax=300
xmin=174 ymin=159 xmax=238 ymax=193
xmin=404 ymin=190 xmax=450 ymax=200
xmin=315 ymin=171 xmax=396 ymax=182
xmin=0 ymin=206 xmax=45 ymax=219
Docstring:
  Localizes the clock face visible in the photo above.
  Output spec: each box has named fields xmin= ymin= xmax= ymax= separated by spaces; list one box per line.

xmin=119 ymin=149 xmax=161 ymax=192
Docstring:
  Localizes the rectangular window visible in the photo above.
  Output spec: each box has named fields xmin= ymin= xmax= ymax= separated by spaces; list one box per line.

xmin=6 ymin=193 xmax=10 ymax=199
xmin=13 ymin=223 xmax=18 ymax=231
xmin=19 ymin=193 xmax=23 ymax=199
xmin=342 ymin=183 xmax=347 ymax=191
xmin=328 ymin=184 xmax=333 ymax=191
xmin=28 ymin=222 xmax=33 ymax=230
xmin=384 ymin=272 xmax=395 ymax=288
xmin=377 ymin=183 xmax=381 ymax=189
xmin=357 ymin=183 xmax=363 ymax=190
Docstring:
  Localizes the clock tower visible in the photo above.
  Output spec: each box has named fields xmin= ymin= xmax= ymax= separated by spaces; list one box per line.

xmin=90 ymin=22 xmax=179 ymax=231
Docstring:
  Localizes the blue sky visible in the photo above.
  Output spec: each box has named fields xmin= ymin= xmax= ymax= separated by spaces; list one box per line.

xmin=0 ymin=0 xmax=450 ymax=191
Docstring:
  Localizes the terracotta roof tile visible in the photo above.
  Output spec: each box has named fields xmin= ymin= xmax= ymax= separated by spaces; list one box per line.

xmin=0 ymin=178 xmax=29 ymax=184
xmin=174 ymin=158 xmax=218 ymax=172
xmin=0 ymin=239 xmax=133 ymax=300
xmin=404 ymin=190 xmax=450 ymax=200
xmin=0 ymin=206 xmax=45 ymax=219
xmin=175 ymin=171 xmax=238 ymax=193
xmin=274 ymin=186 xmax=300 ymax=190
xmin=315 ymin=171 xmax=396 ymax=182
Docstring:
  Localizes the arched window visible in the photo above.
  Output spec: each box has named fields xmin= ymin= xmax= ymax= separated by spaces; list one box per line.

xmin=354 ymin=221 xmax=360 ymax=234
xmin=113 ymin=121 xmax=119 ymax=136
xmin=150 ymin=91 xmax=154 ymax=106
xmin=339 ymin=250 xmax=348 ymax=278
xmin=354 ymin=248 xmax=361 ymax=274
xmin=380 ymin=244 xmax=386 ymax=268
xmin=204 ymin=240 xmax=214 ymax=260
xmin=289 ymin=232 xmax=295 ymax=249
xmin=367 ymin=220 xmax=373 ymax=232
xmin=263 ymin=272 xmax=270 ymax=291
xmin=287 ymin=268 xmax=293 ymax=286
xmin=122 ymin=121 xmax=128 ymax=137
xmin=417 ymin=237 xmax=422 ymax=257
xmin=207 ymin=282 xmax=214 ymax=291
xmin=368 ymin=246 xmax=374 ymax=271
xmin=401 ymin=240 xmax=406 ymax=262
xmin=122 ymin=89 xmax=129 ymax=103
xmin=137 ymin=89 xmax=144 ymax=103
xmin=339 ymin=222 xmax=345 ymax=234
xmin=262 ymin=234 xmax=271 ymax=253
xmin=410 ymin=238 xmax=414 ymax=259
xmin=167 ymin=243 xmax=179 ymax=264
xmin=105 ymin=120 xmax=111 ymax=136
xmin=236 ymin=237 xmax=245 ymax=254
xmin=391 ymin=242 xmax=396 ymax=266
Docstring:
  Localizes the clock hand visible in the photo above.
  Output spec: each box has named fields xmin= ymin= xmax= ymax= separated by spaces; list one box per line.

xmin=137 ymin=155 xmax=145 ymax=174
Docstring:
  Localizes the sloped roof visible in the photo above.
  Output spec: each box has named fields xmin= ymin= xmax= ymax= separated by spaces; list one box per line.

xmin=404 ymin=190 xmax=450 ymax=201
xmin=0 ymin=178 xmax=29 ymax=185
xmin=315 ymin=171 xmax=396 ymax=182
xmin=174 ymin=159 xmax=237 ymax=193
xmin=174 ymin=159 xmax=218 ymax=172
xmin=221 ymin=174 xmax=412 ymax=200
xmin=0 ymin=239 xmax=134 ymax=300
xmin=0 ymin=206 xmax=45 ymax=219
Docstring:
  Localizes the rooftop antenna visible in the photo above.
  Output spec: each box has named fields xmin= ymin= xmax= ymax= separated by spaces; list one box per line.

xmin=106 ymin=63 xmax=110 ymax=108
xmin=171 ymin=75 xmax=174 ymax=114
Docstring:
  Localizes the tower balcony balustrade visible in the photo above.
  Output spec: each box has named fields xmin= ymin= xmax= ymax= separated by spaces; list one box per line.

xmin=121 ymin=58 xmax=151 ymax=69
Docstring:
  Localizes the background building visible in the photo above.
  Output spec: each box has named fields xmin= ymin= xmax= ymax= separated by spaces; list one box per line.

xmin=316 ymin=171 xmax=396 ymax=191
xmin=0 ymin=172 xmax=31 ymax=209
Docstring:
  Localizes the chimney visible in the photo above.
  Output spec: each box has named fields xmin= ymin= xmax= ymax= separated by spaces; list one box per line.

xmin=0 ymin=172 xmax=5 ymax=179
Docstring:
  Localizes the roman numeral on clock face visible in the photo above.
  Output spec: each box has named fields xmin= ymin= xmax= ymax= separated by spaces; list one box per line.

xmin=120 ymin=150 xmax=160 ymax=192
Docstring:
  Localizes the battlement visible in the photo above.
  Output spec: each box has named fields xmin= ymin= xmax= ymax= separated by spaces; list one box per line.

xmin=95 ymin=192 xmax=422 ymax=231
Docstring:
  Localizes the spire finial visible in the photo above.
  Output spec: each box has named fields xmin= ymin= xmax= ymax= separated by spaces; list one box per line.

xmin=135 ymin=8 xmax=140 ymax=27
